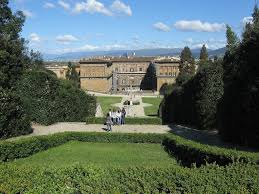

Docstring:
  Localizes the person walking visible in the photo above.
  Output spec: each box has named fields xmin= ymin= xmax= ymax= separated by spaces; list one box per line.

xmin=105 ymin=113 xmax=112 ymax=132
xmin=121 ymin=108 xmax=126 ymax=125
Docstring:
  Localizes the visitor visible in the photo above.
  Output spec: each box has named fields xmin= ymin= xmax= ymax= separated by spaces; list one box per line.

xmin=121 ymin=108 xmax=126 ymax=125
xmin=111 ymin=109 xmax=117 ymax=125
xmin=116 ymin=109 xmax=122 ymax=125
xmin=105 ymin=113 xmax=112 ymax=132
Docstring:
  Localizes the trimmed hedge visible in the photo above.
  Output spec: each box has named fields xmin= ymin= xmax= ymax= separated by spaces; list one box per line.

xmin=86 ymin=117 xmax=162 ymax=125
xmin=1 ymin=132 xmax=259 ymax=166
xmin=16 ymin=70 xmax=96 ymax=125
xmin=0 ymin=132 xmax=164 ymax=162
xmin=0 ymin=163 xmax=258 ymax=194
xmin=163 ymin=135 xmax=259 ymax=167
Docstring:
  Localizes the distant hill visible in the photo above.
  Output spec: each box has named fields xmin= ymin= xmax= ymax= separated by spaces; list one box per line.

xmin=43 ymin=47 xmax=226 ymax=61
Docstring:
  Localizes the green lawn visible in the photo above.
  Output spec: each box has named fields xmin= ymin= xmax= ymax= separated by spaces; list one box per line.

xmin=97 ymin=96 xmax=122 ymax=114
xmin=142 ymin=97 xmax=163 ymax=117
xmin=13 ymin=141 xmax=176 ymax=167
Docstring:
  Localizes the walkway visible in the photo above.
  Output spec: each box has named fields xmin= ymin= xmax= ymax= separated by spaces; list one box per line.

xmin=31 ymin=123 xmax=171 ymax=136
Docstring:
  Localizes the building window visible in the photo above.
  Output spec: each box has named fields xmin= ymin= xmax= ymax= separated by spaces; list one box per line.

xmin=115 ymin=68 xmax=118 ymax=72
xmin=169 ymin=72 xmax=172 ymax=76
xmin=139 ymin=68 xmax=142 ymax=72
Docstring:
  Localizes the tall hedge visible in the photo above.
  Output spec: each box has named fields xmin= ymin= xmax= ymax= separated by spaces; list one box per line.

xmin=162 ymin=61 xmax=224 ymax=130
xmin=17 ymin=70 xmax=96 ymax=125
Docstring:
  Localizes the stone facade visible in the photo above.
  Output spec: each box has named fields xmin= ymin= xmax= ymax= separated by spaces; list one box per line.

xmin=46 ymin=57 xmax=180 ymax=93
xmin=154 ymin=61 xmax=180 ymax=93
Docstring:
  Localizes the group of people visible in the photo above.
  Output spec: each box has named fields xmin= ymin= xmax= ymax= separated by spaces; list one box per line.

xmin=105 ymin=108 xmax=126 ymax=132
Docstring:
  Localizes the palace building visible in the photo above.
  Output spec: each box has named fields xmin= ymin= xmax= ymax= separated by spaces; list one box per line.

xmin=46 ymin=56 xmax=180 ymax=93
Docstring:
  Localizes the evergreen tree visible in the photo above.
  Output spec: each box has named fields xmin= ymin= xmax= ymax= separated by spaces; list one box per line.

xmin=226 ymin=25 xmax=239 ymax=53
xmin=199 ymin=44 xmax=208 ymax=62
xmin=176 ymin=47 xmax=196 ymax=86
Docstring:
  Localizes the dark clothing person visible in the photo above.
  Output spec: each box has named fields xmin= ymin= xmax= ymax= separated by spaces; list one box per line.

xmin=121 ymin=108 xmax=126 ymax=125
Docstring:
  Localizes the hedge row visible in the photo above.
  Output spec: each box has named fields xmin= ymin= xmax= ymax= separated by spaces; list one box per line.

xmin=163 ymin=135 xmax=259 ymax=167
xmin=86 ymin=117 xmax=162 ymax=125
xmin=1 ymin=132 xmax=259 ymax=166
xmin=0 ymin=132 xmax=164 ymax=162
xmin=0 ymin=163 xmax=258 ymax=193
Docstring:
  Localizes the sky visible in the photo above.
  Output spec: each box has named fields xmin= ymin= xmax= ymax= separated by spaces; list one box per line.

xmin=9 ymin=0 xmax=256 ymax=54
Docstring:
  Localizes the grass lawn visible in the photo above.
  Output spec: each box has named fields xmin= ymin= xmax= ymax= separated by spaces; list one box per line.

xmin=13 ymin=141 xmax=176 ymax=167
xmin=97 ymin=96 xmax=122 ymax=114
xmin=142 ymin=97 xmax=163 ymax=117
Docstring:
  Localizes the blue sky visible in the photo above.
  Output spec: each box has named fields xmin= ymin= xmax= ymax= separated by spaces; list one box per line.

xmin=9 ymin=0 xmax=256 ymax=54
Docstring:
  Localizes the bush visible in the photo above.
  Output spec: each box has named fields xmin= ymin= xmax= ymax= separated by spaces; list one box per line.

xmin=86 ymin=117 xmax=162 ymax=125
xmin=0 ymin=88 xmax=32 ymax=139
xmin=16 ymin=70 xmax=96 ymax=125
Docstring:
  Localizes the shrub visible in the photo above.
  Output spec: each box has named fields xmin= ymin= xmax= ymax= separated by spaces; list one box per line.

xmin=16 ymin=70 xmax=96 ymax=125
xmin=86 ymin=117 xmax=162 ymax=125
xmin=0 ymin=88 xmax=32 ymax=139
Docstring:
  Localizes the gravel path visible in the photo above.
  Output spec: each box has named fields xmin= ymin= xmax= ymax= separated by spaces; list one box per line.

xmin=30 ymin=123 xmax=171 ymax=136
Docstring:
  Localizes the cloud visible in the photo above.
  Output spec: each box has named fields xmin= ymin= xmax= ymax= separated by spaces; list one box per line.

xmin=73 ymin=0 xmax=113 ymax=16
xmin=183 ymin=38 xmax=226 ymax=49
xmin=56 ymin=35 xmax=79 ymax=44
xmin=22 ymin=9 xmax=33 ymax=18
xmin=111 ymin=0 xmax=132 ymax=16
xmin=58 ymin=0 xmax=70 ymax=10
xmin=242 ymin=16 xmax=253 ymax=26
xmin=29 ymin=33 xmax=41 ymax=42
xmin=174 ymin=20 xmax=225 ymax=32
xmin=44 ymin=2 xmax=55 ymax=9
xmin=153 ymin=22 xmax=170 ymax=32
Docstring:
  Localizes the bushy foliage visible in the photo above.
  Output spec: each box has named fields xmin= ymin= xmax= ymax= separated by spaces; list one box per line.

xmin=218 ymin=7 xmax=259 ymax=148
xmin=0 ymin=0 xmax=32 ymax=138
xmin=0 ymin=88 xmax=32 ymax=139
xmin=17 ymin=70 xmax=96 ymax=125
xmin=0 ymin=163 xmax=258 ymax=194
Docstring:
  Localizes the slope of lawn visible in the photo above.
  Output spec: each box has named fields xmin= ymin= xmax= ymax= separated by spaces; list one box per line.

xmin=13 ymin=141 xmax=177 ymax=168
xmin=97 ymin=96 xmax=122 ymax=114
xmin=142 ymin=97 xmax=163 ymax=117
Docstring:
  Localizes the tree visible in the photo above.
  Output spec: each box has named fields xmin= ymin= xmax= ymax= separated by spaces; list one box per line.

xmin=0 ymin=0 xmax=31 ymax=139
xmin=199 ymin=44 xmax=208 ymax=62
xmin=218 ymin=6 xmax=259 ymax=148
xmin=176 ymin=47 xmax=196 ymax=86
xmin=66 ymin=62 xmax=80 ymax=88
xmin=226 ymin=25 xmax=239 ymax=53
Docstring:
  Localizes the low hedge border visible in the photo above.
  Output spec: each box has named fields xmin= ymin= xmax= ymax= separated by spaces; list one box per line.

xmin=163 ymin=135 xmax=259 ymax=166
xmin=0 ymin=132 xmax=259 ymax=166
xmin=86 ymin=117 xmax=162 ymax=125
xmin=0 ymin=132 xmax=164 ymax=162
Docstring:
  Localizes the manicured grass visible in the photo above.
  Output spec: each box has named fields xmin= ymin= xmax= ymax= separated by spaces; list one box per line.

xmin=142 ymin=97 xmax=163 ymax=117
xmin=13 ymin=141 xmax=176 ymax=167
xmin=97 ymin=96 xmax=122 ymax=114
